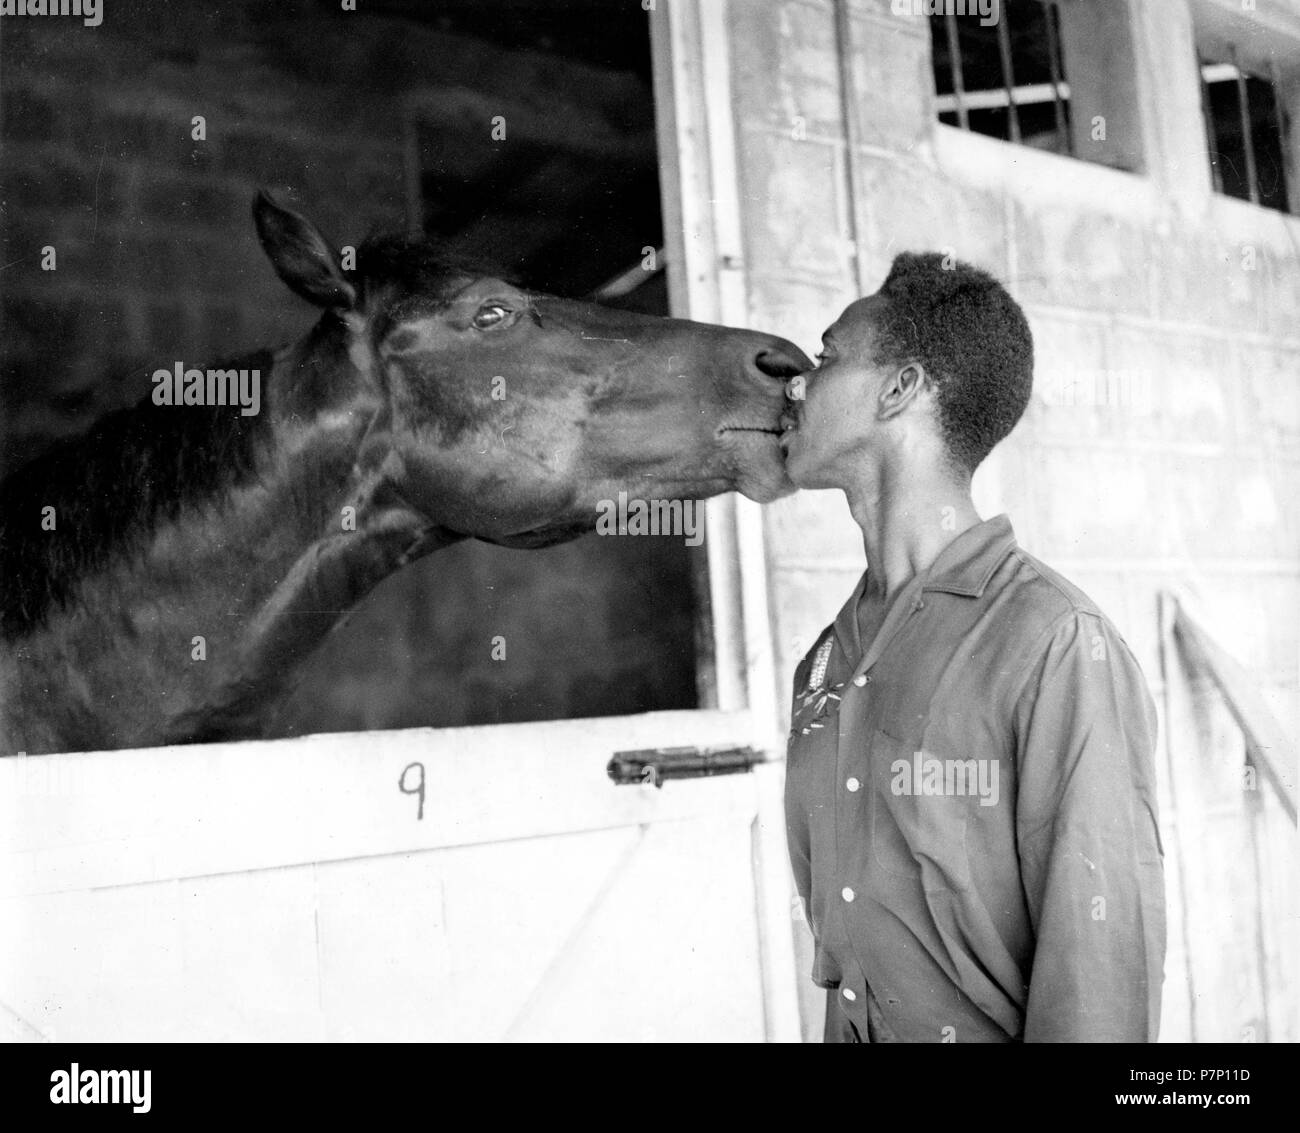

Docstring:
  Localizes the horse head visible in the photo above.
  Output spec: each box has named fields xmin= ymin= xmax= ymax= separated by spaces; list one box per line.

xmin=0 ymin=194 xmax=814 ymax=754
xmin=255 ymin=192 xmax=811 ymax=548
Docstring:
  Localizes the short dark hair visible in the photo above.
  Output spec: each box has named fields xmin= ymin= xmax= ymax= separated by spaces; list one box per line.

xmin=870 ymin=252 xmax=1033 ymax=475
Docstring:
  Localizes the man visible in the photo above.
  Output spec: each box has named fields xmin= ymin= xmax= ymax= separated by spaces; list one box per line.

xmin=779 ymin=253 xmax=1165 ymax=1043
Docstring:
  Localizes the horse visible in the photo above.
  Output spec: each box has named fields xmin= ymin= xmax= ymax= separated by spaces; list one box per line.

xmin=0 ymin=192 xmax=810 ymax=755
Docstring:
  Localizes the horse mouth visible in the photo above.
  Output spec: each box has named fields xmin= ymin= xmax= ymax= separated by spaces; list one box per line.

xmin=715 ymin=423 xmax=794 ymax=503
xmin=717 ymin=425 xmax=783 ymax=437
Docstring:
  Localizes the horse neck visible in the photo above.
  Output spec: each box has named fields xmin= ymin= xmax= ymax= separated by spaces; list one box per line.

xmin=153 ymin=326 xmax=466 ymax=741
xmin=7 ymin=324 xmax=458 ymax=752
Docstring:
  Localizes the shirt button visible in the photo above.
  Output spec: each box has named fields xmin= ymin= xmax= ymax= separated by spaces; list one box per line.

xmin=841 ymin=987 xmax=857 ymax=1002
xmin=846 ymin=776 xmax=861 ymax=792
xmin=853 ymin=674 xmax=867 ymax=687
xmin=841 ymin=886 xmax=855 ymax=902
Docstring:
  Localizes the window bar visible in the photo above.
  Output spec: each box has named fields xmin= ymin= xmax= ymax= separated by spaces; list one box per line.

xmin=1044 ymin=0 xmax=1069 ymax=154
xmin=944 ymin=12 xmax=969 ymax=130
xmin=1198 ymin=55 xmax=1225 ymax=195
xmin=995 ymin=11 xmax=1021 ymax=143
xmin=1232 ymin=47 xmax=1260 ymax=205
xmin=1269 ymin=57 xmax=1293 ymax=213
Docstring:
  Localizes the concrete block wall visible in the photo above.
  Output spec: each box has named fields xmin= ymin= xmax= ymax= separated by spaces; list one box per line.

xmin=731 ymin=0 xmax=1299 ymax=1041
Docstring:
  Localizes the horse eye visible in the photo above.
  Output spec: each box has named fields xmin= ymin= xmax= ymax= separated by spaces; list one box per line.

xmin=472 ymin=304 xmax=511 ymax=330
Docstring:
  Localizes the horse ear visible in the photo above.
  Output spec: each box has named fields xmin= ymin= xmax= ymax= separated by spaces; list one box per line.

xmin=253 ymin=191 xmax=357 ymax=310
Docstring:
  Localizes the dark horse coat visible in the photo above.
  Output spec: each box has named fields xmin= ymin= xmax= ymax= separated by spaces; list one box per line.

xmin=1 ymin=193 xmax=809 ymax=755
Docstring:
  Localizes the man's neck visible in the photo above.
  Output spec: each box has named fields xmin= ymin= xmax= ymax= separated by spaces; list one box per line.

xmin=845 ymin=464 xmax=981 ymax=601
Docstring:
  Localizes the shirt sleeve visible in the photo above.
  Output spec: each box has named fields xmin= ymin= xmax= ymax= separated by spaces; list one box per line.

xmin=1011 ymin=610 xmax=1166 ymax=1042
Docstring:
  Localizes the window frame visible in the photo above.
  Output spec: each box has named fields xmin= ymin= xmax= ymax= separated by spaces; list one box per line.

xmin=1192 ymin=2 xmax=1298 ymax=215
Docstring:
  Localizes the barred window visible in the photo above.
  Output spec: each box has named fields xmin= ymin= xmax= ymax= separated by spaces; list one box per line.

xmin=1199 ymin=55 xmax=1291 ymax=214
xmin=930 ymin=1 xmax=1072 ymax=156
xmin=928 ymin=0 xmax=1145 ymax=174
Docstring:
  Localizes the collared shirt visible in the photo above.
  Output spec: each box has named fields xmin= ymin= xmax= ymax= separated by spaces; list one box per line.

xmin=785 ymin=514 xmax=1166 ymax=1042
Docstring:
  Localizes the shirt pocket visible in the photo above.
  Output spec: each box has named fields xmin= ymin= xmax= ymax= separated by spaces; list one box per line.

xmin=868 ymin=727 xmax=974 ymax=891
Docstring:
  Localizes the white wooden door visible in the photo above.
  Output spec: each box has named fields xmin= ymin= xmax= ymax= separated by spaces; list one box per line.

xmin=0 ymin=711 xmax=799 ymax=1042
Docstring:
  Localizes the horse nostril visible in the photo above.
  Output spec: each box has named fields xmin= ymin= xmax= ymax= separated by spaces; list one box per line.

xmin=754 ymin=342 xmax=811 ymax=380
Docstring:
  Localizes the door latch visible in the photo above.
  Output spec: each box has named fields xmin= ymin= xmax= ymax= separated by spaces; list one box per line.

xmin=607 ymin=745 xmax=764 ymax=788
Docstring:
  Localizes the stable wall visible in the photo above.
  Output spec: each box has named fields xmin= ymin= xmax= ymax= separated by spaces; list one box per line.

xmin=729 ymin=0 xmax=1300 ymax=1042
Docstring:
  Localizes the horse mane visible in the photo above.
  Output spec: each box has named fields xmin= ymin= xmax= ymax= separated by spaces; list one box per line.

xmin=0 ymin=229 xmax=515 ymax=639
xmin=0 ymin=349 xmax=275 ymax=638
xmin=352 ymin=231 xmax=523 ymax=314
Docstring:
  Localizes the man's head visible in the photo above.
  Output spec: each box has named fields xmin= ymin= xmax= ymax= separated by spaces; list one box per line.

xmin=780 ymin=252 xmax=1033 ymax=489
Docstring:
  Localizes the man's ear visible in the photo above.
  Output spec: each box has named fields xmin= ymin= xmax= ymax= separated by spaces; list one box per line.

xmin=253 ymin=191 xmax=357 ymax=310
xmin=877 ymin=362 xmax=927 ymax=420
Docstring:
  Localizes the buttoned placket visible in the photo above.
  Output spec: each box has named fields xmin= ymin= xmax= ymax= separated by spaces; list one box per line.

xmin=830 ymin=584 xmax=929 ymax=1016
xmin=794 ymin=518 xmax=1025 ymax=1035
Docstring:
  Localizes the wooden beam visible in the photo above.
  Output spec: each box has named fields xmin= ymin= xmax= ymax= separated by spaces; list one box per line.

xmin=1168 ymin=593 xmax=1298 ymax=824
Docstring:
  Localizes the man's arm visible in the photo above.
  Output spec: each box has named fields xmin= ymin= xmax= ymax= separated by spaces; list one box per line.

xmin=1012 ymin=610 xmax=1166 ymax=1042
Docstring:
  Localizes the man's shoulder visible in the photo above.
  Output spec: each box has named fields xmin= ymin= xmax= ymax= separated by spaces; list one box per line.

xmin=995 ymin=548 xmax=1157 ymax=743
xmin=995 ymin=545 xmax=1124 ymax=647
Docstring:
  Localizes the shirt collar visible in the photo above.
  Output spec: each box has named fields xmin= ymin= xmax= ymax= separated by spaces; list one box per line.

xmin=920 ymin=513 xmax=1018 ymax=597
xmin=831 ymin=514 xmax=1019 ymax=660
